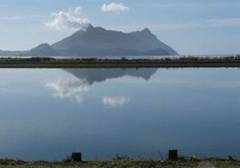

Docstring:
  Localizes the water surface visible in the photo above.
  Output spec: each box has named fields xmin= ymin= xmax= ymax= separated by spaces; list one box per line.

xmin=0 ymin=68 xmax=239 ymax=160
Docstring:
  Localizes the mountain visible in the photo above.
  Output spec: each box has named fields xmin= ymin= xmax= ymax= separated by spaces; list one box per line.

xmin=51 ymin=25 xmax=177 ymax=56
xmin=0 ymin=25 xmax=178 ymax=57
xmin=27 ymin=43 xmax=60 ymax=56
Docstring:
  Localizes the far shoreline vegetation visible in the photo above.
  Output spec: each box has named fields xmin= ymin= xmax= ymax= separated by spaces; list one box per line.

xmin=0 ymin=55 xmax=240 ymax=68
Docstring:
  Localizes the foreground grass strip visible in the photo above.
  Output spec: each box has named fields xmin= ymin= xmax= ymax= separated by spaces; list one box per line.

xmin=197 ymin=161 xmax=216 ymax=168
xmin=215 ymin=161 xmax=240 ymax=168
xmin=0 ymin=160 xmax=200 ymax=168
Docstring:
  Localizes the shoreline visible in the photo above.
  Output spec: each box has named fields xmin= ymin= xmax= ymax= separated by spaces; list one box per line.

xmin=0 ymin=56 xmax=240 ymax=68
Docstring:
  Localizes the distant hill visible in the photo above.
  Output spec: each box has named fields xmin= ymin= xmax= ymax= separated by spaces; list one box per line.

xmin=0 ymin=25 xmax=178 ymax=57
xmin=28 ymin=43 xmax=60 ymax=56
xmin=0 ymin=50 xmax=25 ymax=56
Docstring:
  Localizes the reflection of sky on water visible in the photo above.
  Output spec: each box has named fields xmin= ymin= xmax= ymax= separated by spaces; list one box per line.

xmin=0 ymin=68 xmax=240 ymax=161
xmin=46 ymin=78 xmax=90 ymax=103
xmin=45 ymin=68 xmax=157 ymax=104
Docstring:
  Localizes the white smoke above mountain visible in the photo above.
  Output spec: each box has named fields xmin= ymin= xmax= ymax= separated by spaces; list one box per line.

xmin=45 ymin=7 xmax=90 ymax=31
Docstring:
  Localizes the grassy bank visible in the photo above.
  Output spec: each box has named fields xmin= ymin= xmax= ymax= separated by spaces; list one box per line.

xmin=1 ymin=56 xmax=240 ymax=68
xmin=0 ymin=158 xmax=239 ymax=168
xmin=0 ymin=159 xmax=200 ymax=168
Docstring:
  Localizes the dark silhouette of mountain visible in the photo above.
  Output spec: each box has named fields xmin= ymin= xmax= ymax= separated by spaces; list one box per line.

xmin=51 ymin=25 xmax=177 ymax=56
xmin=0 ymin=25 xmax=178 ymax=57
xmin=65 ymin=68 xmax=158 ymax=85
xmin=27 ymin=43 xmax=60 ymax=56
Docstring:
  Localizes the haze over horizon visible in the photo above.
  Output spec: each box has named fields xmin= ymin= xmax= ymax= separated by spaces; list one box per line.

xmin=1 ymin=0 xmax=240 ymax=55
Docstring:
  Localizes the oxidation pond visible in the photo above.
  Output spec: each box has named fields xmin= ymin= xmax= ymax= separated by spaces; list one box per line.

xmin=0 ymin=68 xmax=240 ymax=161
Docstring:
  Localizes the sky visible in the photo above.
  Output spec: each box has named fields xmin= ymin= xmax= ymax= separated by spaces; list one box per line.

xmin=0 ymin=0 xmax=240 ymax=55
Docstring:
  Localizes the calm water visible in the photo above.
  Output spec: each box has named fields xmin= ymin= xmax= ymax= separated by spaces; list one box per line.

xmin=0 ymin=68 xmax=240 ymax=161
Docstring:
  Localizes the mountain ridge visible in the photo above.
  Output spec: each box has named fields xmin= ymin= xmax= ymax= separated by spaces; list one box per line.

xmin=0 ymin=25 xmax=178 ymax=57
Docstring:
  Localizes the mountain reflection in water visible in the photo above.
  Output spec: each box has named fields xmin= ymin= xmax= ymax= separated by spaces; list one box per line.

xmin=1 ymin=68 xmax=240 ymax=160
xmin=46 ymin=68 xmax=157 ymax=101
xmin=64 ymin=68 xmax=158 ymax=85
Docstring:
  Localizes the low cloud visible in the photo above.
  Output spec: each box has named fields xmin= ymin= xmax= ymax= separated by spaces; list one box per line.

xmin=102 ymin=96 xmax=129 ymax=107
xmin=45 ymin=7 xmax=90 ymax=31
xmin=101 ymin=3 xmax=129 ymax=12
xmin=0 ymin=16 xmax=24 ymax=21
xmin=208 ymin=18 xmax=240 ymax=27
xmin=0 ymin=15 xmax=46 ymax=22
xmin=45 ymin=78 xmax=90 ymax=102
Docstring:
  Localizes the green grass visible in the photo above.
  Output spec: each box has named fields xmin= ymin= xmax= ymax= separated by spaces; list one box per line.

xmin=2 ymin=161 xmax=240 ymax=168
xmin=0 ymin=157 xmax=240 ymax=168
xmin=0 ymin=159 xmax=200 ymax=168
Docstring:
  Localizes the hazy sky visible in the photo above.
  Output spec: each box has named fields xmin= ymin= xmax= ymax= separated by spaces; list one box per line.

xmin=0 ymin=0 xmax=240 ymax=55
